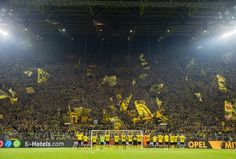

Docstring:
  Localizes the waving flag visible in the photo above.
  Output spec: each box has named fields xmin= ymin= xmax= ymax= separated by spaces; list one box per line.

xmin=135 ymin=100 xmax=153 ymax=120
xmin=37 ymin=68 xmax=50 ymax=84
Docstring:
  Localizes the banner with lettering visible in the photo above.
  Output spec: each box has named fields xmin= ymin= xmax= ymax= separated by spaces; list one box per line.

xmin=186 ymin=140 xmax=236 ymax=149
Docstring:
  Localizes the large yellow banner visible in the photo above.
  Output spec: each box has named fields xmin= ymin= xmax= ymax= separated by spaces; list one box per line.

xmin=134 ymin=100 xmax=153 ymax=120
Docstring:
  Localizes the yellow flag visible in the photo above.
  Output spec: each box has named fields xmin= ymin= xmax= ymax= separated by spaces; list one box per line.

xmin=24 ymin=71 xmax=33 ymax=77
xmin=155 ymin=97 xmax=162 ymax=109
xmin=0 ymin=89 xmax=9 ymax=100
xmin=132 ymin=117 xmax=141 ymax=124
xmin=102 ymin=109 xmax=110 ymax=122
xmin=120 ymin=94 xmax=132 ymax=111
xmin=139 ymin=54 xmax=150 ymax=68
xmin=194 ymin=92 xmax=203 ymax=102
xmin=134 ymin=100 xmax=153 ymax=120
xmin=114 ymin=121 xmax=122 ymax=130
xmin=37 ymin=68 xmax=50 ymax=84
xmin=224 ymin=100 xmax=234 ymax=120
xmin=8 ymin=89 xmax=16 ymax=98
xmin=216 ymin=74 xmax=227 ymax=93
xmin=0 ymin=89 xmax=17 ymax=105
xmin=139 ymin=54 xmax=146 ymax=62
xmin=109 ymin=116 xmax=122 ymax=130
xmin=69 ymin=112 xmax=78 ymax=124
xmin=155 ymin=111 xmax=168 ymax=122
xmin=10 ymin=97 xmax=18 ymax=105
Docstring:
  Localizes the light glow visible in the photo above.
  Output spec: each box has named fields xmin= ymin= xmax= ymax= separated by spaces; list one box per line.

xmin=0 ymin=29 xmax=9 ymax=36
xmin=221 ymin=29 xmax=236 ymax=39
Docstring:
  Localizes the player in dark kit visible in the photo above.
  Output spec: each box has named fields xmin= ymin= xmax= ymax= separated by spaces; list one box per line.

xmin=133 ymin=134 xmax=138 ymax=147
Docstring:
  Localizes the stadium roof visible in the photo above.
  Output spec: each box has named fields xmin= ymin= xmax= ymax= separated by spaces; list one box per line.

xmin=1 ymin=0 xmax=235 ymax=41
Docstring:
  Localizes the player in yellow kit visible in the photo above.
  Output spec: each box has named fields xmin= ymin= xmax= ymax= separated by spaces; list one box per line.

xmin=128 ymin=133 xmax=133 ymax=146
xmin=173 ymin=134 xmax=178 ymax=148
xmin=83 ymin=134 xmax=88 ymax=147
xmin=164 ymin=134 xmax=169 ymax=148
xmin=133 ymin=134 xmax=138 ymax=147
xmin=105 ymin=133 xmax=110 ymax=147
xmin=121 ymin=133 xmax=127 ymax=149
xmin=137 ymin=133 xmax=142 ymax=146
xmin=157 ymin=134 xmax=163 ymax=148
xmin=114 ymin=133 xmax=119 ymax=148
xmin=152 ymin=135 xmax=157 ymax=148
xmin=178 ymin=134 xmax=185 ymax=147
xmin=92 ymin=134 xmax=97 ymax=148
xmin=76 ymin=132 xmax=83 ymax=148
xmin=169 ymin=134 xmax=174 ymax=148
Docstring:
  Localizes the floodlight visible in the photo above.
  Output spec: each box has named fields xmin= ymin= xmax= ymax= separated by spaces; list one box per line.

xmin=62 ymin=28 xmax=66 ymax=32
xmin=0 ymin=29 xmax=9 ymax=36
xmin=221 ymin=29 xmax=236 ymax=39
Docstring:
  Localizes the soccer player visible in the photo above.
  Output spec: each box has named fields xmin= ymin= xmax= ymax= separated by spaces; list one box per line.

xmin=146 ymin=133 xmax=150 ymax=148
xmin=137 ymin=133 xmax=142 ymax=147
xmin=133 ymin=134 xmax=138 ymax=148
xmin=179 ymin=134 xmax=185 ymax=148
xmin=121 ymin=133 xmax=127 ymax=149
xmin=105 ymin=133 xmax=110 ymax=147
xmin=157 ymin=133 xmax=163 ymax=148
xmin=83 ymin=134 xmax=88 ymax=148
xmin=100 ymin=134 xmax=105 ymax=149
xmin=152 ymin=135 xmax=157 ymax=148
xmin=114 ymin=133 xmax=119 ymax=148
xmin=169 ymin=134 xmax=174 ymax=148
xmin=164 ymin=134 xmax=169 ymax=148
xmin=76 ymin=132 xmax=83 ymax=148
xmin=92 ymin=134 xmax=97 ymax=149
xmin=173 ymin=134 xmax=178 ymax=148
xmin=128 ymin=133 xmax=133 ymax=147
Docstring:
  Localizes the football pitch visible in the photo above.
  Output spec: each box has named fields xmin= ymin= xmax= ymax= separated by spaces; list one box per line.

xmin=0 ymin=148 xmax=235 ymax=159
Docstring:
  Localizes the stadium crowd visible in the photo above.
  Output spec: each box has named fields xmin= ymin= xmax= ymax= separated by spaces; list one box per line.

xmin=0 ymin=51 xmax=236 ymax=141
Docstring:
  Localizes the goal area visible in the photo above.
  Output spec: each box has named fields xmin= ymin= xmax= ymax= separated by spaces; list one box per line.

xmin=90 ymin=130 xmax=144 ymax=149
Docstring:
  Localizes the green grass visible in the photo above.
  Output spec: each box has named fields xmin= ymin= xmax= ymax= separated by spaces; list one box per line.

xmin=0 ymin=148 xmax=235 ymax=159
